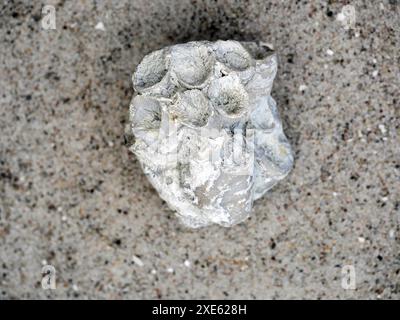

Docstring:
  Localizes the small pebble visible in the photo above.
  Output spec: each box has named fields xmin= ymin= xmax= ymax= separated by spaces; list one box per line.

xmin=336 ymin=12 xmax=346 ymax=22
xmin=166 ymin=267 xmax=174 ymax=273
xmin=95 ymin=22 xmax=105 ymax=31
xmin=132 ymin=255 xmax=144 ymax=267
xmin=183 ymin=260 xmax=191 ymax=268
xmin=299 ymin=84 xmax=307 ymax=92
xmin=378 ymin=124 xmax=387 ymax=134
xmin=358 ymin=237 xmax=365 ymax=243
xmin=326 ymin=49 xmax=334 ymax=56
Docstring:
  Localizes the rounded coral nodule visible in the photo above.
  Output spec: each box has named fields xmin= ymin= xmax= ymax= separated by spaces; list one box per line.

xmin=170 ymin=90 xmax=211 ymax=127
xmin=133 ymin=49 xmax=167 ymax=91
xmin=213 ymin=40 xmax=253 ymax=71
xmin=130 ymin=96 xmax=162 ymax=131
xmin=170 ymin=43 xmax=214 ymax=88
xmin=207 ymin=74 xmax=249 ymax=118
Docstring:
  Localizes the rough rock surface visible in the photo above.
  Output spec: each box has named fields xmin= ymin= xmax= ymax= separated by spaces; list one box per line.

xmin=129 ymin=41 xmax=293 ymax=227
xmin=1 ymin=0 xmax=399 ymax=299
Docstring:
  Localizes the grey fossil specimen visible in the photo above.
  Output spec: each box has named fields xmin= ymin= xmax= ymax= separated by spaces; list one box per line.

xmin=129 ymin=40 xmax=293 ymax=228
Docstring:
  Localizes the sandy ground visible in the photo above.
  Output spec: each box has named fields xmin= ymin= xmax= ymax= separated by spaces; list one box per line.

xmin=0 ymin=0 xmax=399 ymax=299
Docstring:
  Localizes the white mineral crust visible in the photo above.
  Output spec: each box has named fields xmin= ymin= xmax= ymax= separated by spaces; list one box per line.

xmin=129 ymin=40 xmax=293 ymax=228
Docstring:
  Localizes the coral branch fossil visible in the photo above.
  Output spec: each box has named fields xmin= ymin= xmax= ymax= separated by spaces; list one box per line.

xmin=129 ymin=40 xmax=293 ymax=228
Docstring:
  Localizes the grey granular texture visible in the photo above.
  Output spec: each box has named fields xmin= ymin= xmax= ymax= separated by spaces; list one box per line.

xmin=0 ymin=0 xmax=399 ymax=299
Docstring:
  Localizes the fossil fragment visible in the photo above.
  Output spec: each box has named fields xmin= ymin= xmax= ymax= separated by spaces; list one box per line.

xmin=129 ymin=40 xmax=293 ymax=228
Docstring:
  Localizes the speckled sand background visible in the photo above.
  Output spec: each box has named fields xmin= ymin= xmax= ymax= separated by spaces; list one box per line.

xmin=0 ymin=0 xmax=399 ymax=299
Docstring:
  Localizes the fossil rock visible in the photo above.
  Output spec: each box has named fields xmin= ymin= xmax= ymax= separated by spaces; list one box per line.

xmin=129 ymin=40 xmax=293 ymax=228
